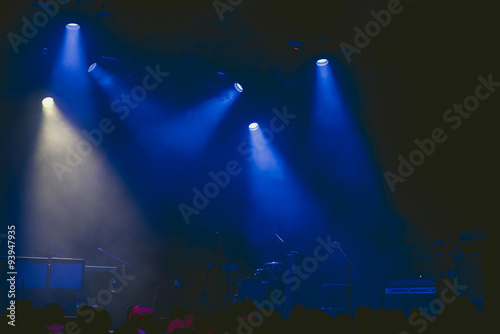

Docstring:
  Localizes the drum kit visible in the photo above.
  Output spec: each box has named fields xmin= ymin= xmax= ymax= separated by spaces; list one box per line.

xmin=239 ymin=261 xmax=283 ymax=301
xmin=196 ymin=233 xmax=353 ymax=315
xmin=197 ymin=260 xmax=285 ymax=310
xmin=196 ymin=232 xmax=287 ymax=312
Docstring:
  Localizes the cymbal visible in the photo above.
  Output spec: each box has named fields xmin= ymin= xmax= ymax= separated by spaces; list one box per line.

xmin=264 ymin=261 xmax=282 ymax=266
xmin=220 ymin=264 xmax=240 ymax=271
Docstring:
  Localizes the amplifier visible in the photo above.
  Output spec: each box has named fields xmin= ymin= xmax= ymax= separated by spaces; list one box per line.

xmin=385 ymin=279 xmax=438 ymax=316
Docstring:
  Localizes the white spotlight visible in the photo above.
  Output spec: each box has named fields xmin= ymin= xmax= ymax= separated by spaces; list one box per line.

xmin=66 ymin=23 xmax=80 ymax=30
xmin=249 ymin=123 xmax=259 ymax=131
xmin=42 ymin=97 xmax=54 ymax=107
xmin=234 ymin=83 xmax=243 ymax=93
xmin=316 ymin=59 xmax=329 ymax=66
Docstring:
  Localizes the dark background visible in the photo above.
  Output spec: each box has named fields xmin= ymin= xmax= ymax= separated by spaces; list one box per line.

xmin=0 ymin=0 xmax=494 ymax=321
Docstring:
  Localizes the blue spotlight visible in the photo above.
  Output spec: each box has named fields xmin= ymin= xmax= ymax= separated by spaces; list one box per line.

xmin=88 ymin=63 xmax=97 ymax=72
xmin=42 ymin=97 xmax=54 ymax=107
xmin=249 ymin=122 xmax=259 ymax=131
xmin=66 ymin=23 xmax=80 ymax=30
xmin=316 ymin=58 xmax=329 ymax=66
xmin=234 ymin=83 xmax=243 ymax=93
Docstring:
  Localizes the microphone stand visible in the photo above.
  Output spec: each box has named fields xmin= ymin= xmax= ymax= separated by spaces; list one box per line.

xmin=337 ymin=244 xmax=353 ymax=316
xmin=215 ymin=233 xmax=222 ymax=302
xmin=97 ymin=248 xmax=135 ymax=267
xmin=275 ymin=233 xmax=285 ymax=304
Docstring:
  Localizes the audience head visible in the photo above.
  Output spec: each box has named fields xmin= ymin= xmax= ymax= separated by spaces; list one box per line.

xmin=127 ymin=305 xmax=155 ymax=332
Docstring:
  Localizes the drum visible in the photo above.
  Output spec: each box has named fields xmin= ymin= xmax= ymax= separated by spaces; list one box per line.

xmin=253 ymin=268 xmax=266 ymax=281
xmin=263 ymin=262 xmax=283 ymax=281
xmin=237 ymin=278 xmax=266 ymax=301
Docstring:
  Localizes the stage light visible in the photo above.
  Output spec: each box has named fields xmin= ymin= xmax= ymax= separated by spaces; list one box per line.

xmin=249 ymin=122 xmax=259 ymax=131
xmin=234 ymin=83 xmax=243 ymax=93
xmin=66 ymin=23 xmax=80 ymax=30
xmin=42 ymin=97 xmax=54 ymax=107
xmin=88 ymin=63 xmax=97 ymax=72
xmin=316 ymin=59 xmax=329 ymax=66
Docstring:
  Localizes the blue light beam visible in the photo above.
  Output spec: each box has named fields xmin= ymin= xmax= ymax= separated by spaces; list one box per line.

xmin=50 ymin=23 xmax=94 ymax=124
xmin=249 ymin=126 xmax=280 ymax=172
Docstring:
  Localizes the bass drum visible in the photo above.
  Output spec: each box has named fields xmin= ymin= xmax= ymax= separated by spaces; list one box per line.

xmin=237 ymin=278 xmax=266 ymax=301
